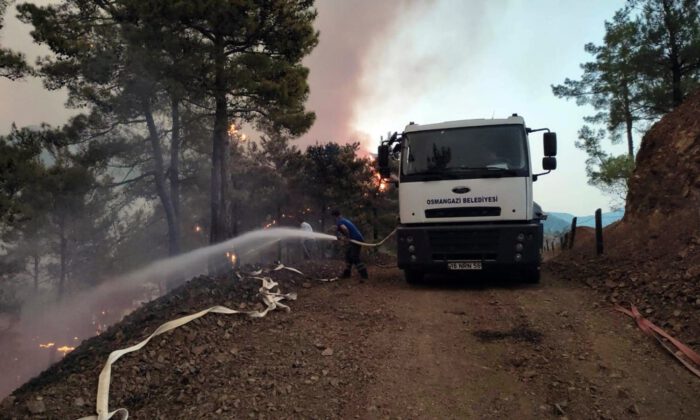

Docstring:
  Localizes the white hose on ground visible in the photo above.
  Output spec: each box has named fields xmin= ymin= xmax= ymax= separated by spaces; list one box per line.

xmin=77 ymin=271 xmax=299 ymax=420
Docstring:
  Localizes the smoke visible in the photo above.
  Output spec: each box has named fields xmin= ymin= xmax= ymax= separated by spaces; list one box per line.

xmin=300 ymin=0 xmax=433 ymax=152
xmin=0 ymin=228 xmax=336 ymax=399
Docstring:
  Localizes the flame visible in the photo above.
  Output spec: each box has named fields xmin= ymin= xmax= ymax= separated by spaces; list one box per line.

xmin=228 ymin=123 xmax=237 ymax=137
xmin=374 ymin=172 xmax=388 ymax=193
xmin=225 ymin=252 xmax=238 ymax=265
xmin=194 ymin=225 xmax=202 ymax=233
xmin=39 ymin=342 xmax=55 ymax=349
xmin=57 ymin=346 xmax=75 ymax=355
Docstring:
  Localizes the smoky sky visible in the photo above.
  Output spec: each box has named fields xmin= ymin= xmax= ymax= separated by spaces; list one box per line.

xmin=0 ymin=0 xmax=428 ymax=151
xmin=300 ymin=0 xmax=419 ymax=149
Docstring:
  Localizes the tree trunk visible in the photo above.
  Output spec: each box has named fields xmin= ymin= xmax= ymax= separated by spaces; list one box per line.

xmin=58 ymin=215 xmax=67 ymax=298
xmin=622 ymin=80 xmax=635 ymax=158
xmin=33 ymin=252 xmax=39 ymax=292
xmin=320 ymin=201 xmax=326 ymax=232
xmin=143 ymin=100 xmax=180 ymax=256
xmin=210 ymin=35 xmax=229 ymax=244
xmin=169 ymin=96 xmax=182 ymax=247
xmin=661 ymin=0 xmax=684 ymax=107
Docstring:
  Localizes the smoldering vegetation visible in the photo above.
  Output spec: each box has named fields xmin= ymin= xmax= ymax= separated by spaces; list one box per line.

xmin=0 ymin=0 xmax=400 ymax=400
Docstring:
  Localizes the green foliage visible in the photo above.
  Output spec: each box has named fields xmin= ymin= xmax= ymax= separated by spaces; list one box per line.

xmin=18 ymin=0 xmax=319 ymax=245
xmin=575 ymin=126 xmax=635 ymax=207
xmin=0 ymin=124 xmax=118 ymax=296
xmin=630 ymin=0 xmax=700 ymax=110
xmin=0 ymin=0 xmax=31 ymax=80
xmin=553 ymin=0 xmax=700 ymax=203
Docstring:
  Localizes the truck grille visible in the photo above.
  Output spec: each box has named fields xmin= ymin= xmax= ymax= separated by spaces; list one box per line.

xmin=425 ymin=207 xmax=501 ymax=218
xmin=428 ymin=229 xmax=499 ymax=261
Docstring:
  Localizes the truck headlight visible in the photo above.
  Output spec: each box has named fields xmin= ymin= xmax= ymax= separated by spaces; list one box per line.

xmin=514 ymin=253 xmax=523 ymax=262
xmin=516 ymin=233 xmax=525 ymax=242
xmin=408 ymin=245 xmax=416 ymax=253
xmin=406 ymin=236 xmax=414 ymax=244
xmin=515 ymin=243 xmax=524 ymax=252
xmin=410 ymin=255 xmax=417 ymax=262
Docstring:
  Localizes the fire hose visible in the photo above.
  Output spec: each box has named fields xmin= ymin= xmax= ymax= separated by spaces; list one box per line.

xmin=77 ymin=230 xmax=400 ymax=419
xmin=348 ymin=228 xmax=397 ymax=248
xmin=77 ymin=265 xmax=306 ymax=420
xmin=615 ymin=304 xmax=700 ymax=378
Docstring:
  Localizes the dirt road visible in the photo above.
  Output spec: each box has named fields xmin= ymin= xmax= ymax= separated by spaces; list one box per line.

xmin=2 ymin=263 xmax=699 ymax=419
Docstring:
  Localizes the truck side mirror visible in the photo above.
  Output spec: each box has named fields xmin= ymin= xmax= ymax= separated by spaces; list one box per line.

xmin=542 ymin=156 xmax=557 ymax=170
xmin=377 ymin=145 xmax=390 ymax=178
xmin=543 ymin=132 xmax=557 ymax=156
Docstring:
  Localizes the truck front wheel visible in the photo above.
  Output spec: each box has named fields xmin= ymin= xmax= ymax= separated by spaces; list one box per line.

xmin=404 ymin=269 xmax=424 ymax=284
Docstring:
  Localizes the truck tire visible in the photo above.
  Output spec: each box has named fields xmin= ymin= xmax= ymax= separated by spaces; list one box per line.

xmin=404 ymin=269 xmax=424 ymax=284
xmin=522 ymin=266 xmax=540 ymax=284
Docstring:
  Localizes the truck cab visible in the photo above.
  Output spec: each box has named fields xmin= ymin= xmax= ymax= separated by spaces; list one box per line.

xmin=377 ymin=114 xmax=557 ymax=283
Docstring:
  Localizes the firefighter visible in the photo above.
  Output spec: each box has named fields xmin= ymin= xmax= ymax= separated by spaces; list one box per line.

xmin=331 ymin=209 xmax=369 ymax=281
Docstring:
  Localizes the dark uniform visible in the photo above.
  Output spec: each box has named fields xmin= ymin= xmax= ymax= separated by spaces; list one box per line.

xmin=334 ymin=213 xmax=369 ymax=280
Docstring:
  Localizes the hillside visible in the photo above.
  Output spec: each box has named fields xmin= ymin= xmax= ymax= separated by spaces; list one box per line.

xmin=550 ymin=89 xmax=700 ymax=347
xmin=543 ymin=210 xmax=624 ymax=235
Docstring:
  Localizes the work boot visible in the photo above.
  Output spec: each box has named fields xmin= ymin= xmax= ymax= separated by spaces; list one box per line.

xmin=357 ymin=262 xmax=369 ymax=281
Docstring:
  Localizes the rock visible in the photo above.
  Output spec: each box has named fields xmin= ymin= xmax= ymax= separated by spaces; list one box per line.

xmin=193 ymin=345 xmax=207 ymax=356
xmin=523 ymin=370 xmax=537 ymax=379
xmin=302 ymin=282 xmax=312 ymax=288
xmin=627 ymin=404 xmax=640 ymax=415
xmin=321 ymin=348 xmax=334 ymax=356
xmin=554 ymin=402 xmax=566 ymax=416
xmin=26 ymin=399 xmax=46 ymax=414
xmin=617 ymin=388 xmax=630 ymax=399
xmin=74 ymin=397 xmax=86 ymax=407
xmin=314 ymin=342 xmax=325 ymax=350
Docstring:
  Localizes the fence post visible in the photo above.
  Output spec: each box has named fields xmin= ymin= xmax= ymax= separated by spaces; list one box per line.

xmin=595 ymin=208 xmax=604 ymax=255
xmin=568 ymin=217 xmax=577 ymax=249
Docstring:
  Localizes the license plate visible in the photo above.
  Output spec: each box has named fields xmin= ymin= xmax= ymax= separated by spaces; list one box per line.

xmin=448 ymin=261 xmax=482 ymax=270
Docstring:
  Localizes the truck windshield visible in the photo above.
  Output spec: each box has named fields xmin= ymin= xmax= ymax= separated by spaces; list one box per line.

xmin=402 ymin=125 xmax=528 ymax=178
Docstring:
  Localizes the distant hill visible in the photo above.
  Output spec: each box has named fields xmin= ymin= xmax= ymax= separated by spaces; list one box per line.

xmin=543 ymin=210 xmax=624 ymax=234
xmin=543 ymin=213 xmax=571 ymax=235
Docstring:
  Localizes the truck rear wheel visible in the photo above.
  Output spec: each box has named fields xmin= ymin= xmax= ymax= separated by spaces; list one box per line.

xmin=404 ymin=269 xmax=424 ymax=284
xmin=522 ymin=266 xmax=540 ymax=284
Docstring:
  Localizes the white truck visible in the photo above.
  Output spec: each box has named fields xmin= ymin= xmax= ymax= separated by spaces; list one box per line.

xmin=377 ymin=114 xmax=557 ymax=283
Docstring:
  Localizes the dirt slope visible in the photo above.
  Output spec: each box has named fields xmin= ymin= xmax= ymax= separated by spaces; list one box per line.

xmin=551 ymin=90 xmax=700 ymax=347
xmin=1 ymin=265 xmax=698 ymax=419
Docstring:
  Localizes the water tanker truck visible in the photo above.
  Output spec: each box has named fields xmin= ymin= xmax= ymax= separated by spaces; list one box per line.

xmin=377 ymin=114 xmax=557 ymax=283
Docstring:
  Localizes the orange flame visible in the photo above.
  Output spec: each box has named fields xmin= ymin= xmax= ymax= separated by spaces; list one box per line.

xmin=39 ymin=342 xmax=55 ymax=349
xmin=57 ymin=346 xmax=75 ymax=355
